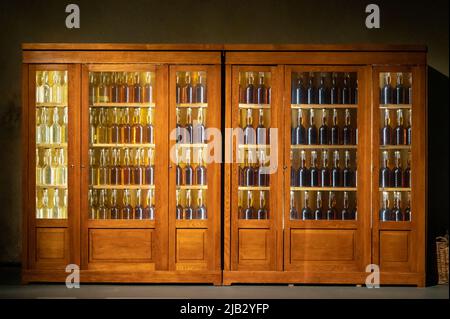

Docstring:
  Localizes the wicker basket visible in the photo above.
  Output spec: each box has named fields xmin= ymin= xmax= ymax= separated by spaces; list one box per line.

xmin=436 ymin=235 xmax=449 ymax=284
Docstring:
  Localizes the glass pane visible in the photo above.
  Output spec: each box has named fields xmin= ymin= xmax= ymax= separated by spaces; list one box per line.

xmin=35 ymin=70 xmax=68 ymax=219
xmin=175 ymin=71 xmax=208 ymax=220
xmin=88 ymin=71 xmax=155 ymax=220
xmin=237 ymin=71 xmax=271 ymax=220
xmin=289 ymin=71 xmax=358 ymax=221
xmin=378 ymin=72 xmax=412 ymax=222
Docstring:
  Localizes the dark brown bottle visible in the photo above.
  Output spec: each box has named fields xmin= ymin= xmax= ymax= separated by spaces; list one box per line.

xmin=195 ymin=72 xmax=207 ymax=103
xmin=310 ymin=151 xmax=319 ymax=187
xmin=330 ymin=108 xmax=340 ymax=145
xmin=298 ymin=150 xmax=310 ymax=187
xmin=174 ymin=150 xmax=181 ymax=186
xmin=256 ymin=72 xmax=268 ymax=104
xmin=256 ymin=109 xmax=268 ymax=145
xmin=290 ymin=150 xmax=298 ymax=187
xmin=134 ymin=189 xmax=144 ymax=220
xmin=145 ymin=109 xmax=154 ymax=144
xmin=143 ymin=72 xmax=153 ymax=104
xmin=406 ymin=109 xmax=412 ymax=145
xmin=185 ymin=107 xmax=193 ymax=144
xmin=320 ymin=150 xmax=331 ymax=187
xmin=342 ymin=109 xmax=353 ymax=145
xmin=118 ymin=72 xmax=127 ymax=103
xmin=133 ymin=72 xmax=142 ymax=103
xmin=314 ymin=191 xmax=324 ymax=220
xmin=392 ymin=192 xmax=403 ymax=221
xmin=244 ymin=190 xmax=255 ymax=219
xmin=404 ymin=192 xmax=411 ymax=221
xmin=257 ymin=151 xmax=269 ymax=187
xmin=319 ymin=109 xmax=329 ymax=145
xmin=379 ymin=151 xmax=391 ymax=188
xmin=175 ymin=75 xmax=181 ymax=104
xmin=195 ymin=190 xmax=207 ymax=220
xmin=133 ymin=149 xmax=143 ymax=185
xmin=245 ymin=73 xmax=255 ymax=104
xmin=407 ymin=74 xmax=413 ymax=104
xmin=341 ymin=191 xmax=353 ymax=220
xmin=144 ymin=189 xmax=155 ymax=220
xmin=124 ymin=73 xmax=134 ymax=103
xmin=121 ymin=189 xmax=133 ymax=219
xmin=343 ymin=150 xmax=354 ymax=187
xmin=403 ymin=152 xmax=411 ymax=188
xmin=395 ymin=73 xmax=406 ymax=104
xmin=331 ymin=151 xmax=342 ymax=187
xmin=175 ymin=190 xmax=183 ymax=219
xmin=379 ymin=191 xmax=392 ymax=221
xmin=184 ymin=190 xmax=194 ymax=220
xmin=195 ymin=149 xmax=207 ymax=185
xmin=330 ymin=73 xmax=339 ymax=104
xmin=110 ymin=148 xmax=121 ymax=185
xmin=183 ymin=72 xmax=194 ymax=104
xmin=326 ymin=191 xmax=338 ymax=220
xmin=393 ymin=151 xmax=403 ymax=188
xmin=175 ymin=108 xmax=184 ymax=143
xmin=381 ymin=109 xmax=392 ymax=145
xmin=342 ymin=74 xmax=350 ymax=104
xmin=307 ymin=109 xmax=318 ymax=145
xmin=194 ymin=108 xmax=206 ymax=144
xmin=292 ymin=109 xmax=306 ymax=145
xmin=394 ymin=109 xmax=405 ymax=145
xmin=184 ymin=149 xmax=193 ymax=186
xmin=243 ymin=108 xmax=255 ymax=145
xmin=301 ymin=191 xmax=313 ymax=220
xmin=244 ymin=151 xmax=255 ymax=186
xmin=381 ymin=73 xmax=393 ymax=105
xmin=145 ymin=149 xmax=155 ymax=185
xmin=110 ymin=73 xmax=120 ymax=103
xmin=293 ymin=75 xmax=305 ymax=104
xmin=257 ymin=191 xmax=268 ymax=219
xmin=110 ymin=189 xmax=120 ymax=219
xmin=306 ymin=73 xmax=316 ymax=104
xmin=318 ymin=75 xmax=328 ymax=104
xmin=289 ymin=191 xmax=299 ymax=220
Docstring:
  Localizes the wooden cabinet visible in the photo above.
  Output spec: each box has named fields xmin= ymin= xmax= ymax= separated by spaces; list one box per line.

xmin=22 ymin=44 xmax=426 ymax=286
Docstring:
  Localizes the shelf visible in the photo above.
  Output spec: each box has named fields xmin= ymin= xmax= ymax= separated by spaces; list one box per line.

xmin=90 ymin=185 xmax=155 ymax=190
xmin=291 ymin=104 xmax=358 ymax=109
xmin=90 ymin=143 xmax=155 ymax=148
xmin=238 ymin=186 xmax=270 ymax=191
xmin=238 ymin=144 xmax=271 ymax=149
xmin=36 ymin=184 xmax=67 ymax=189
xmin=291 ymin=144 xmax=357 ymax=150
xmin=36 ymin=143 xmax=67 ymax=148
xmin=379 ymin=187 xmax=411 ymax=192
xmin=36 ymin=103 xmax=68 ymax=108
xmin=238 ymin=103 xmax=270 ymax=109
xmin=379 ymin=104 xmax=411 ymax=109
xmin=291 ymin=187 xmax=357 ymax=192
xmin=176 ymin=143 xmax=208 ymax=148
xmin=177 ymin=185 xmax=208 ymax=190
xmin=380 ymin=145 xmax=411 ymax=150
xmin=91 ymin=102 xmax=155 ymax=108
xmin=176 ymin=103 xmax=208 ymax=108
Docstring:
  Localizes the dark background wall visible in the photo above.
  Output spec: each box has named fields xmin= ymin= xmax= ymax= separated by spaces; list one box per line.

xmin=0 ymin=0 xmax=448 ymax=284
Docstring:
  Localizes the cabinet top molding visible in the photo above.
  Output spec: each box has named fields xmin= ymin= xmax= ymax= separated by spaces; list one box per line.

xmin=22 ymin=43 xmax=427 ymax=52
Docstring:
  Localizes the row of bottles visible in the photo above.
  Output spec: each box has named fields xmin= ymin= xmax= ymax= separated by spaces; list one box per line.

xmin=380 ymin=109 xmax=412 ymax=145
xmin=175 ymin=108 xmax=207 ymax=144
xmin=379 ymin=191 xmax=412 ymax=221
xmin=238 ymin=190 xmax=269 ymax=219
xmin=89 ymin=72 xmax=154 ymax=104
xmin=176 ymin=189 xmax=207 ymax=220
xmin=291 ymin=150 xmax=356 ymax=188
xmin=240 ymin=108 xmax=270 ymax=145
xmin=36 ymin=148 xmax=67 ymax=186
xmin=89 ymin=148 xmax=154 ymax=186
xmin=36 ymin=71 xmax=68 ymax=104
xmin=175 ymin=149 xmax=207 ymax=186
xmin=176 ymin=72 xmax=207 ymax=104
xmin=291 ymin=108 xmax=356 ymax=145
xmin=291 ymin=72 xmax=358 ymax=105
xmin=290 ymin=191 xmax=357 ymax=220
xmin=90 ymin=107 xmax=154 ymax=144
xmin=239 ymin=72 xmax=271 ymax=105
xmin=89 ymin=188 xmax=154 ymax=220
xmin=380 ymin=72 xmax=412 ymax=105
xmin=36 ymin=107 xmax=68 ymax=144
xmin=379 ymin=151 xmax=411 ymax=188
xmin=238 ymin=150 xmax=270 ymax=187
xmin=36 ymin=188 xmax=67 ymax=219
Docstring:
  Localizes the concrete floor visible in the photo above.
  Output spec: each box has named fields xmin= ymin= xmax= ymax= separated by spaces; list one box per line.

xmin=1 ymin=267 xmax=448 ymax=299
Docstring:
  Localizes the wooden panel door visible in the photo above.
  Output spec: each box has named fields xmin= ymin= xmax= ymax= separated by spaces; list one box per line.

xmin=229 ymin=66 xmax=283 ymax=271
xmin=283 ymin=66 xmax=371 ymax=280
xmin=168 ymin=65 xmax=221 ymax=273
xmin=26 ymin=64 xmax=81 ymax=270
xmin=372 ymin=66 xmax=426 ymax=286
xmin=80 ymin=64 xmax=168 ymax=271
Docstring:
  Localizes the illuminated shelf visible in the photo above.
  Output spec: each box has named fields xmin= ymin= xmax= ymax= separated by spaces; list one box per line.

xmin=238 ymin=103 xmax=270 ymax=109
xmin=90 ymin=185 xmax=155 ymax=190
xmin=380 ymin=145 xmax=411 ymax=150
xmin=176 ymin=103 xmax=208 ymax=108
xmin=238 ymin=144 xmax=271 ymax=149
xmin=379 ymin=104 xmax=411 ymax=109
xmin=291 ymin=104 xmax=358 ymax=109
xmin=291 ymin=144 xmax=357 ymax=150
xmin=90 ymin=143 xmax=155 ymax=148
xmin=36 ymin=103 xmax=68 ymax=108
xmin=291 ymin=187 xmax=357 ymax=192
xmin=36 ymin=143 xmax=67 ymax=148
xmin=91 ymin=102 xmax=155 ymax=108
xmin=379 ymin=187 xmax=411 ymax=192
xmin=238 ymin=186 xmax=270 ymax=191
xmin=176 ymin=143 xmax=208 ymax=148
xmin=176 ymin=185 xmax=208 ymax=190
xmin=36 ymin=184 xmax=67 ymax=189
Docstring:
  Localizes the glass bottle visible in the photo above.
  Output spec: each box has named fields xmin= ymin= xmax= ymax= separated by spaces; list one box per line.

xmin=176 ymin=189 xmax=183 ymax=219
xmin=353 ymin=197 xmax=358 ymax=221
xmin=243 ymin=109 xmax=255 ymax=145
xmin=307 ymin=109 xmax=317 ymax=145
xmin=110 ymin=189 xmax=120 ymax=219
xmin=121 ymin=108 xmax=131 ymax=144
xmin=146 ymin=109 xmax=154 ymax=144
xmin=43 ymin=72 xmax=51 ymax=103
xmin=406 ymin=109 xmax=412 ymax=145
xmin=146 ymin=148 xmax=155 ymax=185
xmin=392 ymin=192 xmax=403 ymax=221
xmin=379 ymin=151 xmax=391 ymax=188
xmin=36 ymin=150 xmax=42 ymax=185
xmin=121 ymin=189 xmax=133 ymax=219
xmin=98 ymin=149 xmax=109 ymax=185
xmin=98 ymin=189 xmax=108 ymax=219
xmin=326 ymin=191 xmax=338 ymax=220
xmin=134 ymin=72 xmax=142 ymax=103
xmin=89 ymin=108 xmax=97 ymax=144
xmin=134 ymin=189 xmax=144 ymax=220
xmin=49 ymin=108 xmax=61 ymax=144
xmin=243 ymin=190 xmax=255 ymax=219
xmin=184 ymin=190 xmax=194 ymax=220
xmin=290 ymin=150 xmax=298 ymax=187
xmin=395 ymin=73 xmax=405 ymax=104
xmin=110 ymin=108 xmax=120 ymax=143
xmin=50 ymin=150 xmax=58 ymax=185
xmin=343 ymin=150 xmax=354 ymax=187
xmin=310 ymin=151 xmax=319 ymax=187
xmin=195 ymin=148 xmax=207 ymax=185
xmin=393 ymin=151 xmax=403 ymax=188
xmin=133 ymin=149 xmax=143 ymax=185
xmin=52 ymin=72 xmax=63 ymax=104
xmin=184 ymin=149 xmax=193 ymax=185
xmin=379 ymin=191 xmax=392 ymax=221
xmin=88 ymin=189 xmax=97 ymax=219
xmin=294 ymin=75 xmax=304 ymax=104
xmin=407 ymin=74 xmax=413 ymax=104
xmin=132 ymin=108 xmax=143 ymax=144
xmin=244 ymin=150 xmax=255 ymax=186
xmin=342 ymin=109 xmax=353 ymax=145
xmin=96 ymin=108 xmax=107 ymax=144
xmin=183 ymin=72 xmax=194 ymax=104
xmin=89 ymin=73 xmax=97 ymax=103
xmin=331 ymin=108 xmax=340 ymax=145
xmin=256 ymin=109 xmax=268 ymax=145
xmin=124 ymin=73 xmax=134 ymax=103
xmin=144 ymin=189 xmax=155 ymax=220
xmin=257 ymin=191 xmax=268 ymax=219
xmin=118 ymin=72 xmax=127 ymax=103
xmin=36 ymin=72 xmax=45 ymax=103
xmin=330 ymin=73 xmax=339 ymax=104
xmin=341 ymin=191 xmax=353 ymax=220
xmin=301 ymin=191 xmax=313 ymax=220
xmin=318 ymin=74 xmax=327 ymax=104
xmin=175 ymin=149 xmax=181 ymax=186
xmin=56 ymin=148 xmax=67 ymax=186
xmin=195 ymin=190 xmax=207 ymax=220
xmin=245 ymin=72 xmax=255 ymax=104
xmin=122 ymin=148 xmax=132 ymax=185
xmin=195 ymin=72 xmax=207 ymax=103
xmin=62 ymin=107 xmax=68 ymax=143
xmin=306 ymin=73 xmax=315 ymax=104
xmin=176 ymin=108 xmax=184 ymax=143
xmin=185 ymin=107 xmax=193 ymax=144
xmin=394 ymin=109 xmax=405 ymax=145
xmin=40 ymin=189 xmax=50 ymax=219
xmin=110 ymin=72 xmax=119 ymax=103
xmin=331 ymin=151 xmax=341 ymax=187
xmin=52 ymin=188 xmax=61 ymax=219
xmin=143 ymin=72 xmax=153 ymax=104
xmin=98 ymin=73 xmax=108 ymax=103
xmin=381 ymin=109 xmax=392 ymax=146
xmin=320 ymin=150 xmax=330 ymax=187
xmin=256 ymin=72 xmax=267 ymax=104
xmin=176 ymin=74 xmax=181 ymax=104
xmin=314 ymin=191 xmax=324 ymax=220
xmin=194 ymin=108 xmax=206 ymax=144
xmin=319 ymin=109 xmax=329 ymax=145
xmin=404 ymin=152 xmax=411 ymax=188
xmin=404 ymin=192 xmax=411 ymax=221
xmin=342 ymin=73 xmax=350 ymax=104
xmin=381 ymin=73 xmax=393 ymax=105
xmin=292 ymin=109 xmax=306 ymax=145
xmin=298 ymin=150 xmax=310 ymax=187
xmin=354 ymin=79 xmax=358 ymax=104
xmin=290 ymin=190 xmax=298 ymax=220
xmin=43 ymin=149 xmax=52 ymax=185
xmin=257 ymin=150 xmax=269 ymax=187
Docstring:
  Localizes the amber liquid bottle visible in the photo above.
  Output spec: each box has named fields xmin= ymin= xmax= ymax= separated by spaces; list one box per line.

xmin=175 ymin=108 xmax=184 ymax=143
xmin=143 ymin=72 xmax=153 ymax=104
xmin=307 ymin=109 xmax=318 ymax=145
xmin=110 ymin=108 xmax=120 ymax=143
xmin=175 ymin=189 xmax=183 ymax=219
xmin=98 ymin=189 xmax=108 ymax=219
xmin=176 ymin=75 xmax=181 ymax=104
xmin=122 ymin=148 xmax=132 ymax=185
xmin=145 ymin=148 xmax=155 ymax=185
xmin=314 ymin=191 xmax=324 ymax=220
xmin=244 ymin=151 xmax=255 ymax=186
xmin=381 ymin=109 xmax=392 ymax=146
xmin=144 ymin=189 xmax=155 ymax=220
xmin=133 ymin=149 xmax=144 ymax=185
xmin=298 ymin=150 xmax=310 ymax=187
xmin=110 ymin=148 xmax=121 ymax=185
xmin=145 ymin=109 xmax=154 ymax=144
xmin=124 ymin=73 xmax=134 ymax=103
xmin=133 ymin=72 xmax=142 ymax=103
xmin=257 ymin=191 xmax=268 ymax=220
xmin=110 ymin=72 xmax=119 ymax=103
xmin=184 ymin=190 xmax=194 ymax=220
xmin=290 ymin=190 xmax=299 ymax=220
xmin=118 ymin=72 xmax=127 ymax=103
xmin=132 ymin=108 xmax=143 ymax=144
xmin=175 ymin=149 xmax=182 ymax=186
xmin=121 ymin=108 xmax=132 ymax=144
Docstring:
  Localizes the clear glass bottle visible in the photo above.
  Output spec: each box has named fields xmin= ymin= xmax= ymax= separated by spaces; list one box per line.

xmin=36 ymin=150 xmax=42 ymax=185
xmin=134 ymin=189 xmax=144 ymax=220
xmin=52 ymin=188 xmax=61 ymax=219
xmin=43 ymin=71 xmax=51 ymax=103
xmin=110 ymin=189 xmax=120 ymax=219
xmin=122 ymin=148 xmax=132 ymax=185
xmin=256 ymin=109 xmax=268 ymax=145
xmin=98 ymin=149 xmax=108 ymax=185
xmin=195 ymin=190 xmax=207 ymax=220
xmin=257 ymin=191 xmax=268 ymax=219
xmin=62 ymin=107 xmax=68 ymax=143
xmin=52 ymin=72 xmax=63 ymax=104
xmin=36 ymin=72 xmax=45 ymax=103
xmin=41 ymin=189 xmax=50 ymax=219
xmin=184 ymin=189 xmax=194 ymax=220
xmin=289 ymin=190 xmax=298 ymax=220
xmin=89 ymin=108 xmax=97 ymax=144
xmin=176 ymin=189 xmax=183 ymax=219
xmin=122 ymin=189 xmax=133 ymax=219
xmin=144 ymin=189 xmax=155 ymax=220
xmin=132 ymin=108 xmax=143 ymax=144
xmin=88 ymin=189 xmax=98 ymax=219
xmin=98 ymin=189 xmax=108 ymax=219
xmin=96 ymin=108 xmax=107 ymax=144
xmin=145 ymin=148 xmax=155 ymax=185
xmin=56 ymin=148 xmax=67 ymax=186
xmin=42 ymin=149 xmax=52 ymax=185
